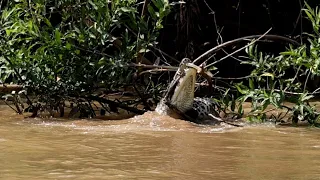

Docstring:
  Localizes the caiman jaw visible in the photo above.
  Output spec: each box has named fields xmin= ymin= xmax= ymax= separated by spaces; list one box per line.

xmin=162 ymin=58 xmax=197 ymax=113
xmin=170 ymin=66 xmax=196 ymax=112
xmin=156 ymin=59 xmax=218 ymax=122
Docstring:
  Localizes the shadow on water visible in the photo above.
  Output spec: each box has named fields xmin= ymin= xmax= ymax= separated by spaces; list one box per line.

xmin=1 ymin=105 xmax=320 ymax=180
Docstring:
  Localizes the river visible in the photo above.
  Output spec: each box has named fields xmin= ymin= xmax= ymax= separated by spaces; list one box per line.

xmin=1 ymin=105 xmax=320 ymax=180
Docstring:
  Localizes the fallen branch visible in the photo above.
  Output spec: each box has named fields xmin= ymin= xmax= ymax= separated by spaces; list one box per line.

xmin=0 ymin=84 xmax=23 ymax=93
xmin=87 ymin=95 xmax=147 ymax=115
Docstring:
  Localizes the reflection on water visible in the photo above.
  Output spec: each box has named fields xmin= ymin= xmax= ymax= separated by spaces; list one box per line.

xmin=1 ymin=106 xmax=320 ymax=180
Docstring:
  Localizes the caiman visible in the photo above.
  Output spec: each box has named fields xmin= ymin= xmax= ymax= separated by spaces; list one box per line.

xmin=155 ymin=58 xmax=220 ymax=124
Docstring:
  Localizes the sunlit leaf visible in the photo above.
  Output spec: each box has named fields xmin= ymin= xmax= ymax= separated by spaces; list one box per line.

xmin=260 ymin=72 xmax=274 ymax=80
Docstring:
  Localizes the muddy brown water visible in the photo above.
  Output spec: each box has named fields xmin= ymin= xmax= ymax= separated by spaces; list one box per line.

xmin=1 ymin=105 xmax=320 ymax=180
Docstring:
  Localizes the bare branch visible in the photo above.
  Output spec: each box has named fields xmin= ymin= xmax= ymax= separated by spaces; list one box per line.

xmin=193 ymin=33 xmax=300 ymax=65
xmin=205 ymin=28 xmax=273 ymax=68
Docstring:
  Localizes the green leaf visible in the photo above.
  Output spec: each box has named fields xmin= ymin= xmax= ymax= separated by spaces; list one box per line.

xmin=299 ymin=105 xmax=304 ymax=116
xmin=89 ymin=33 xmax=96 ymax=39
xmin=148 ymin=5 xmax=157 ymax=19
xmin=152 ymin=0 xmax=163 ymax=9
xmin=260 ymin=72 xmax=274 ymax=80
xmin=65 ymin=43 xmax=71 ymax=50
xmin=55 ymin=29 xmax=61 ymax=44
xmin=235 ymin=83 xmax=249 ymax=95
xmin=120 ymin=7 xmax=135 ymax=13
xmin=249 ymin=78 xmax=254 ymax=89
xmin=262 ymin=99 xmax=270 ymax=111
xmin=43 ymin=18 xmax=52 ymax=28
xmin=304 ymin=10 xmax=315 ymax=24
xmin=301 ymin=94 xmax=314 ymax=102
xmin=238 ymin=104 xmax=244 ymax=116
xmin=231 ymin=97 xmax=236 ymax=112
xmin=208 ymin=66 xmax=218 ymax=71
xmin=138 ymin=48 xmax=150 ymax=53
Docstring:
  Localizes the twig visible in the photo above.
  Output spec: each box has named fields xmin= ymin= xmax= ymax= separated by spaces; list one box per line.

xmin=312 ymin=86 xmax=320 ymax=94
xmin=221 ymin=49 xmax=245 ymax=63
xmin=98 ymin=101 xmax=111 ymax=114
xmin=141 ymin=0 xmax=151 ymax=17
xmin=73 ymin=45 xmax=112 ymax=58
xmin=131 ymin=62 xmax=176 ymax=82
xmin=87 ymin=95 xmax=146 ymax=115
xmin=213 ymin=75 xmax=252 ymax=80
xmin=12 ymin=94 xmax=22 ymax=114
xmin=1 ymin=99 xmax=19 ymax=113
xmin=278 ymin=106 xmax=291 ymax=120
xmin=151 ymin=46 xmax=180 ymax=63
xmin=249 ymin=88 xmax=320 ymax=96
xmin=129 ymin=63 xmax=178 ymax=70
xmin=202 ymin=0 xmax=223 ymax=44
xmin=205 ymin=28 xmax=272 ymax=68
xmin=193 ymin=34 xmax=300 ymax=65
xmin=303 ymin=70 xmax=311 ymax=92
xmin=133 ymin=84 xmax=151 ymax=110
xmin=138 ymin=69 xmax=176 ymax=75
xmin=291 ymin=0 xmax=305 ymax=43
xmin=208 ymin=114 xmax=243 ymax=127
xmin=86 ymin=99 xmax=96 ymax=117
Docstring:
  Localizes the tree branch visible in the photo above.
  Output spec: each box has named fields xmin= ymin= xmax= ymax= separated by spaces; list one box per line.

xmin=193 ymin=34 xmax=300 ymax=65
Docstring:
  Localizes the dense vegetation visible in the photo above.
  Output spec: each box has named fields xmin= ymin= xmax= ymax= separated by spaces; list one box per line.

xmin=0 ymin=0 xmax=171 ymax=116
xmin=1 ymin=0 xmax=320 ymax=127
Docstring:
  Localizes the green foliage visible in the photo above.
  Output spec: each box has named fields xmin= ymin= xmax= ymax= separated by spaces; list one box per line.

xmin=216 ymin=88 xmax=243 ymax=119
xmin=230 ymin=2 xmax=320 ymax=126
xmin=0 ymin=0 xmax=171 ymax=105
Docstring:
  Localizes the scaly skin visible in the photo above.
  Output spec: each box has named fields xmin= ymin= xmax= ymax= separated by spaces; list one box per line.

xmin=156 ymin=58 xmax=219 ymax=123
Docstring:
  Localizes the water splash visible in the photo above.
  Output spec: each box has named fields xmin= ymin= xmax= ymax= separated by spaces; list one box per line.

xmin=155 ymin=99 xmax=169 ymax=116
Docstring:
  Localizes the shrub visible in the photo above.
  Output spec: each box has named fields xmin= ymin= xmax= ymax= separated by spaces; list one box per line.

xmin=0 ymin=0 xmax=171 ymax=112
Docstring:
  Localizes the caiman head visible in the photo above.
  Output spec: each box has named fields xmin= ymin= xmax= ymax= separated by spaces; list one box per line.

xmin=155 ymin=58 xmax=200 ymax=117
